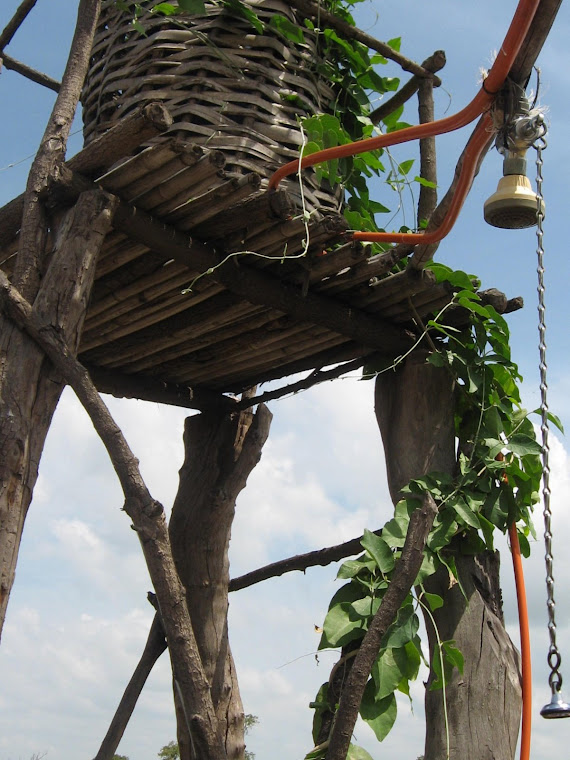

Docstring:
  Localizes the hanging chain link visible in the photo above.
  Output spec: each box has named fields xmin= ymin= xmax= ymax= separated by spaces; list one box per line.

xmin=534 ymin=135 xmax=563 ymax=693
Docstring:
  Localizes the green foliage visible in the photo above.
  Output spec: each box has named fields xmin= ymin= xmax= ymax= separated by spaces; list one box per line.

xmin=112 ymin=756 xmax=129 ymax=760
xmin=311 ymin=264 xmax=546 ymax=755
xmin=158 ymin=742 xmax=179 ymax=760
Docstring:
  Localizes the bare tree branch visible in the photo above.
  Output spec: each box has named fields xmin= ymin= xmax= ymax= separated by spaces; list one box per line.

xmin=289 ymin=0 xmax=441 ymax=83
xmin=370 ymin=50 xmax=446 ymax=126
xmin=14 ymin=0 xmax=102 ymax=301
xmin=0 ymin=0 xmax=38 ymax=51
xmin=233 ymin=355 xmax=374 ymax=411
xmin=0 ymin=52 xmax=60 ymax=91
xmin=229 ymin=530 xmax=383 ymax=592
xmin=93 ymin=611 xmax=167 ymax=760
xmin=416 ymin=62 xmax=439 ymax=228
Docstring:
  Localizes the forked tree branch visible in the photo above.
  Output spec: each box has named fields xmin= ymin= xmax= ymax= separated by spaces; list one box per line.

xmin=370 ymin=50 xmax=446 ymax=126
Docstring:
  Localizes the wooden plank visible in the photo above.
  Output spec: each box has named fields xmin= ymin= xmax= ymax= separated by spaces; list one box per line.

xmin=112 ymin=203 xmax=415 ymax=356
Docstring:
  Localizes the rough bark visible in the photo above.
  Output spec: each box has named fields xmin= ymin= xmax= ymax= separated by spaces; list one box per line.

xmin=0 ymin=271 xmax=227 ymax=760
xmin=0 ymin=189 xmax=115 ymax=638
xmin=374 ymin=349 xmax=522 ymax=760
xmin=15 ymin=0 xmax=102 ymax=301
xmin=169 ymin=401 xmax=272 ymax=759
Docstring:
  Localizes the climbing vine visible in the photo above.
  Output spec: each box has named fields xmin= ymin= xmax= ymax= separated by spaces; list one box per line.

xmin=307 ymin=263 xmax=560 ymax=759
xmin=113 ymin=0 xmax=424 ymax=243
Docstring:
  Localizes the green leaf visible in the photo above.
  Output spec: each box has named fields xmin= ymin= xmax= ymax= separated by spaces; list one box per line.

xmin=415 ymin=548 xmax=438 ymax=584
xmin=423 ymin=592 xmax=444 ymax=611
xmin=387 ymin=36 xmax=402 ymax=51
xmin=382 ymin=503 xmax=411 ymax=549
xmin=361 ymin=529 xmax=395 ymax=573
xmin=321 ymin=602 xmax=367 ymax=648
xmin=414 ymin=175 xmax=437 ymax=188
xmin=350 ymin=596 xmax=382 ymax=620
xmin=381 ymin=604 xmax=419 ymax=649
xmin=531 ymin=409 xmax=564 ymax=434
xmin=371 ymin=647 xmax=408 ymax=700
xmin=427 ymin=511 xmax=457 ymax=552
xmin=449 ymin=495 xmax=481 ymax=529
xmin=337 ymin=557 xmax=377 ymax=579
xmin=311 ymin=682 xmax=330 ymax=744
xmin=443 ymin=640 xmax=464 ymax=673
xmin=131 ymin=18 xmax=146 ymax=34
xmin=430 ymin=640 xmax=464 ymax=690
xmin=507 ymin=434 xmax=543 ymax=456
xmin=152 ymin=2 xmax=180 ymax=14
xmin=398 ymin=159 xmax=415 ymax=175
xmin=222 ymin=0 xmax=264 ymax=32
xmin=360 ymin=683 xmax=397 ymax=741
xmin=270 ymin=14 xmax=305 ymax=43
xmin=517 ymin=530 xmax=531 ymax=558
xmin=346 ymin=744 xmax=375 ymax=760
xmin=178 ymin=0 xmax=206 ymax=11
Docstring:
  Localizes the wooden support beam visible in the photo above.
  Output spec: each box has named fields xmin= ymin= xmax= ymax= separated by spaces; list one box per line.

xmin=86 ymin=364 xmax=236 ymax=412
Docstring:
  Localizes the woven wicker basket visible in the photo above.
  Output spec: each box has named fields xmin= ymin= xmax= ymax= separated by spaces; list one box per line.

xmin=82 ymin=0 xmax=344 ymax=217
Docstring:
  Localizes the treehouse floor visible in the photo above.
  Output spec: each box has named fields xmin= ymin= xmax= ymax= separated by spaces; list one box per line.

xmin=0 ymin=120 xmax=519 ymax=412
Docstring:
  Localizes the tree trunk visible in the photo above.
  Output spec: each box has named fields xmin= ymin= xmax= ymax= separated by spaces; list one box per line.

xmin=169 ymin=402 xmax=272 ymax=760
xmin=374 ymin=350 xmax=521 ymax=760
xmin=0 ymin=189 xmax=115 ymax=637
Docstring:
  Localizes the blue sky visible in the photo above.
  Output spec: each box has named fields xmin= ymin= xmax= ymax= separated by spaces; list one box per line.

xmin=1 ymin=2 xmax=570 ymax=759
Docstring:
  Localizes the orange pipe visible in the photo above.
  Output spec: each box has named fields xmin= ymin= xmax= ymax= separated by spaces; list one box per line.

xmin=268 ymin=0 xmax=540 ymax=245
xmin=509 ymin=522 xmax=532 ymax=760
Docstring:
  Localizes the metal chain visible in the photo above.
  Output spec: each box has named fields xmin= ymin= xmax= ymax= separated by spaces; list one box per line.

xmin=534 ymin=135 xmax=563 ymax=693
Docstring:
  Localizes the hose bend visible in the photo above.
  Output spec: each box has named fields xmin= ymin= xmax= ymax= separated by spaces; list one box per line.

xmin=509 ymin=522 xmax=532 ymax=760
xmin=268 ymin=0 xmax=541 ymax=245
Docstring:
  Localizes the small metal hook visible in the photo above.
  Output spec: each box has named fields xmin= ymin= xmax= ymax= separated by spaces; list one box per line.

xmin=541 ymin=689 xmax=570 ymax=719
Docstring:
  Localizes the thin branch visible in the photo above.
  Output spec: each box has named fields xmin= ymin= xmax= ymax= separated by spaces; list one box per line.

xmin=325 ymin=493 xmax=438 ymax=760
xmin=0 ymin=52 xmax=60 ymax=92
xmin=93 ymin=611 xmax=167 ymax=760
xmin=14 ymin=0 xmax=102 ymax=301
xmin=416 ymin=62 xmax=438 ymax=228
xmin=233 ymin=355 xmax=373 ymax=410
xmin=229 ymin=530 xmax=382 ymax=592
xmin=370 ymin=50 xmax=446 ymax=126
xmin=0 ymin=0 xmax=38 ymax=51
xmin=0 ymin=269 xmax=226 ymax=760
xmin=288 ymin=0 xmax=441 ymax=83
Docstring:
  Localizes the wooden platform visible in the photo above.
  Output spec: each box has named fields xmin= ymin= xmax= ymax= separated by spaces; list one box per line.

xmin=0 ymin=108 xmax=519 ymax=412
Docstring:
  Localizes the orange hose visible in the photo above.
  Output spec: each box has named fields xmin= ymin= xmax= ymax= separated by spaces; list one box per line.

xmin=509 ymin=522 xmax=532 ymax=760
xmin=268 ymin=0 xmax=541 ymax=245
